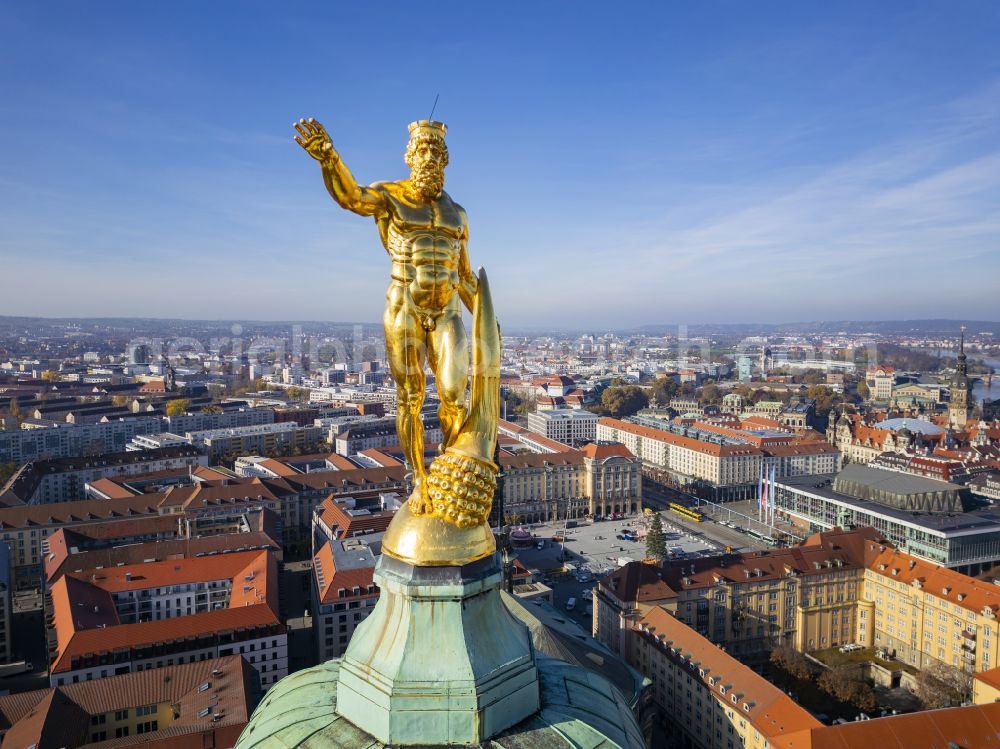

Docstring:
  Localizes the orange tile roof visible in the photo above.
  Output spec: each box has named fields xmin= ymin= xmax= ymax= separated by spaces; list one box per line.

xmin=51 ymin=603 xmax=281 ymax=674
xmin=0 ymin=655 xmax=255 ymax=749
xmin=975 ymin=666 xmax=1000 ymax=692
xmin=598 ymin=417 xmax=763 ymax=458
xmin=637 ymin=606 xmax=821 ymax=740
xmin=256 ymin=458 xmax=299 ymax=478
xmin=358 ymin=448 xmax=403 ymax=467
xmin=867 ymin=546 xmax=1000 ymax=617
xmin=50 ymin=550 xmax=280 ymax=674
xmin=86 ymin=477 xmax=138 ymax=499
xmin=313 ymin=541 xmax=376 ymax=604
xmin=317 ymin=496 xmax=395 ymax=537
xmin=580 ymin=442 xmax=635 ymax=460
xmin=775 ymin=702 xmax=1000 ymax=749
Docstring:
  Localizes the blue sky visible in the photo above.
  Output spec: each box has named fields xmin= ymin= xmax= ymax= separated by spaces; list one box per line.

xmin=1 ymin=1 xmax=998 ymax=328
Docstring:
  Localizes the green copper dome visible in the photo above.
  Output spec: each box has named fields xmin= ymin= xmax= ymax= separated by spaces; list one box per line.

xmin=235 ymin=656 xmax=645 ymax=748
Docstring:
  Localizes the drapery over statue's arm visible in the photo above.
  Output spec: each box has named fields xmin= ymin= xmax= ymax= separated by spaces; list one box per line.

xmin=294 ymin=118 xmax=385 ymax=217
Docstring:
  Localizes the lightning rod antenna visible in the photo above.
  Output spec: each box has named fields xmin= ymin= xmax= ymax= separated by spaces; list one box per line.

xmin=428 ymin=93 xmax=440 ymax=121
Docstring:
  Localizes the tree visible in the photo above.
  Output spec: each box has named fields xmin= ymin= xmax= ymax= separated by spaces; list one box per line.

xmin=111 ymin=395 xmax=131 ymax=407
xmin=286 ymin=386 xmax=309 ymax=401
xmin=856 ymin=379 xmax=870 ymax=400
xmin=698 ymin=383 xmax=721 ymax=405
xmin=646 ymin=513 xmax=667 ymax=561
xmin=40 ymin=370 xmax=60 ymax=382
xmin=7 ymin=399 xmax=22 ymax=426
xmin=165 ymin=399 xmax=190 ymax=417
xmin=652 ymin=377 xmax=679 ymax=406
xmin=915 ymin=663 xmax=973 ymax=709
xmin=202 ymin=404 xmax=224 ymax=414
xmin=818 ymin=664 xmax=876 ymax=711
xmin=801 ymin=369 xmax=825 ymax=385
xmin=503 ymin=390 xmax=535 ymax=417
xmin=0 ymin=463 xmax=17 ymax=486
xmin=593 ymin=385 xmax=648 ymax=418
xmin=770 ymin=646 xmax=812 ymax=681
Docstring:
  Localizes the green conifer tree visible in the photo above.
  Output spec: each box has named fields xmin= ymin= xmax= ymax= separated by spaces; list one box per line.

xmin=646 ymin=512 xmax=667 ymax=561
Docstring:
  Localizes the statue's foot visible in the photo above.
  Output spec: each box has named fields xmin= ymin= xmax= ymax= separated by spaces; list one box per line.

xmin=408 ymin=479 xmax=428 ymax=515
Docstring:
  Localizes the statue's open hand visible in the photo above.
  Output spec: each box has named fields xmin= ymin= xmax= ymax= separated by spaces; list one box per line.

xmin=293 ymin=118 xmax=335 ymax=162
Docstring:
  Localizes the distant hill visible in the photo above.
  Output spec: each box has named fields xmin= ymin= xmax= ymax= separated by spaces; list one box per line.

xmin=631 ymin=319 xmax=1000 ymax=337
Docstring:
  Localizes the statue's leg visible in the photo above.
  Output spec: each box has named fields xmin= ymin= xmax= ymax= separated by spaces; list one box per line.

xmin=427 ymin=306 xmax=470 ymax=451
xmin=384 ymin=292 xmax=428 ymax=510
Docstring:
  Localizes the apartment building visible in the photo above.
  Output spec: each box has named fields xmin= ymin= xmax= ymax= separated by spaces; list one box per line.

xmin=866 ymin=366 xmax=897 ymax=401
xmin=312 ymin=492 xmax=398 ymax=549
xmin=526 ymin=408 xmax=599 ymax=445
xmin=597 ymin=417 xmax=764 ymax=498
xmin=631 ymin=605 xmax=1000 ymax=749
xmin=163 ymin=406 xmax=274 ymax=434
xmin=598 ymin=417 xmax=838 ymax=500
xmin=860 ymin=545 xmax=1000 ymax=672
xmin=0 ymin=543 xmax=9 ymax=662
xmin=0 ymin=655 xmax=258 ymax=748
xmin=311 ymin=536 xmax=379 ymax=661
xmin=632 ymin=606 xmax=820 ymax=749
xmin=332 ymin=416 xmax=442 ymax=456
xmin=43 ymin=522 xmax=282 ymax=588
xmin=188 ymin=422 xmax=325 ymax=462
xmin=595 ymin=527 xmax=880 ymax=662
xmin=48 ymin=550 xmax=287 ymax=691
xmin=0 ymin=446 xmax=207 ymax=505
xmin=498 ymin=418 xmax=574 ymax=454
xmin=500 ymin=443 xmax=642 ymax=523
xmin=0 ymin=415 xmax=164 ymax=464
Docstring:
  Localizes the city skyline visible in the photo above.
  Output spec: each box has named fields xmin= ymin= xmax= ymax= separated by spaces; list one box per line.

xmin=2 ymin=2 xmax=999 ymax=327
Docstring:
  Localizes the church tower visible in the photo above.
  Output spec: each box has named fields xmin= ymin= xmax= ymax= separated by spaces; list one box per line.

xmin=949 ymin=326 xmax=972 ymax=429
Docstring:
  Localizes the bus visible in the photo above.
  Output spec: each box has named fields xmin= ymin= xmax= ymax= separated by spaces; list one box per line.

xmin=746 ymin=529 xmax=779 ymax=547
xmin=669 ymin=502 xmax=703 ymax=523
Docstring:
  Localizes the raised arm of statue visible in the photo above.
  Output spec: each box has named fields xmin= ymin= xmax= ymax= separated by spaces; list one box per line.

xmin=294 ymin=118 xmax=385 ymax=217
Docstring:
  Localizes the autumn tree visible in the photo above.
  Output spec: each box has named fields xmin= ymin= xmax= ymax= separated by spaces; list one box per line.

xmin=165 ymin=399 xmax=190 ymax=417
xmin=915 ymin=663 xmax=973 ymax=709
xmin=592 ymin=385 xmax=648 ymax=418
xmin=202 ymin=404 xmax=224 ymax=414
xmin=646 ymin=513 xmax=667 ymax=561
xmin=856 ymin=379 xmax=870 ymax=400
xmin=8 ymin=399 xmax=22 ymax=426
xmin=40 ymin=370 xmax=60 ymax=382
xmin=652 ymin=377 xmax=679 ymax=406
xmin=698 ymin=383 xmax=721 ymax=405
xmin=112 ymin=395 xmax=131 ymax=407
xmin=818 ymin=664 xmax=877 ymax=711
xmin=770 ymin=646 xmax=812 ymax=681
xmin=503 ymin=390 xmax=535 ymax=417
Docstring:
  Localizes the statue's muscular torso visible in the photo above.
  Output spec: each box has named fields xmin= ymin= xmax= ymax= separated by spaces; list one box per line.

xmin=374 ymin=183 xmax=467 ymax=316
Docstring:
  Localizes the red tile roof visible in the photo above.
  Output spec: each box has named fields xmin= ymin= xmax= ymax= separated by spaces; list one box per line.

xmin=638 ymin=606 xmax=821 ymax=741
xmin=580 ymin=442 xmax=635 ymax=460
xmin=49 ymin=550 xmax=280 ymax=674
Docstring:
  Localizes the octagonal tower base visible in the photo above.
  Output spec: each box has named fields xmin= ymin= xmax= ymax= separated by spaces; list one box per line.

xmin=335 ymin=554 xmax=540 ymax=745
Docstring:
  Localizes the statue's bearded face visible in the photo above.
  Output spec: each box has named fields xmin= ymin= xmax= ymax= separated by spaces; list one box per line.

xmin=405 ymin=134 xmax=448 ymax=200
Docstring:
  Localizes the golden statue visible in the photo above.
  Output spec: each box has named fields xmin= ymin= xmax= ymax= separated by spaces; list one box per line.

xmin=295 ymin=117 xmax=500 ymax=565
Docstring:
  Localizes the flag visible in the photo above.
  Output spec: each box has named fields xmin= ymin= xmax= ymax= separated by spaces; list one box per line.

xmin=757 ymin=463 xmax=763 ymax=513
xmin=769 ymin=464 xmax=777 ymax=524
xmin=761 ymin=465 xmax=768 ymax=515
